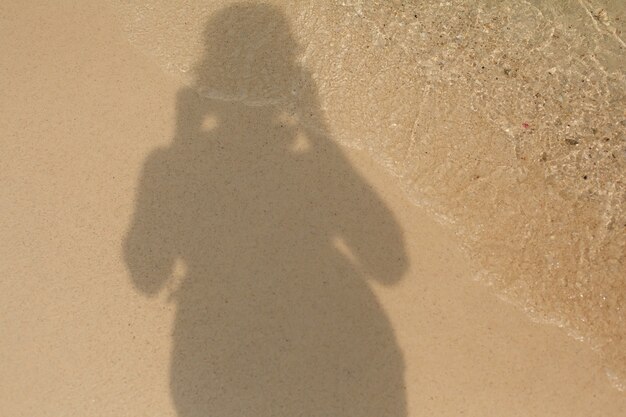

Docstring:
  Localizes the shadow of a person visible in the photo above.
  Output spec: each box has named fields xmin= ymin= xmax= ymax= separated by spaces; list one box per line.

xmin=124 ymin=3 xmax=408 ymax=416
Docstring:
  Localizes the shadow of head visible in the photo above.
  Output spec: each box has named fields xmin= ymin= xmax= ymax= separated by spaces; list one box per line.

xmin=193 ymin=2 xmax=302 ymax=104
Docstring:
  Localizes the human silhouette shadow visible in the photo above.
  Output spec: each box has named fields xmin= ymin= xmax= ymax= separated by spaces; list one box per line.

xmin=124 ymin=3 xmax=408 ymax=416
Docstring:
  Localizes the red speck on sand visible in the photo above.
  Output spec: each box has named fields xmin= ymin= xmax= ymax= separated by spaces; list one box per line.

xmin=522 ymin=122 xmax=530 ymax=129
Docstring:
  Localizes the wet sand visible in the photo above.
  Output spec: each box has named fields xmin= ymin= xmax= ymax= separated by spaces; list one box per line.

xmin=1 ymin=1 xmax=625 ymax=416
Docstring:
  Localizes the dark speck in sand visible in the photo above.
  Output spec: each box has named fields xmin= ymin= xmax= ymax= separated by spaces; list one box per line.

xmin=565 ymin=138 xmax=579 ymax=145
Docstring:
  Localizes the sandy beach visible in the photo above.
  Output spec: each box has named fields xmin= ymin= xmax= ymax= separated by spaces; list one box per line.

xmin=1 ymin=1 xmax=625 ymax=416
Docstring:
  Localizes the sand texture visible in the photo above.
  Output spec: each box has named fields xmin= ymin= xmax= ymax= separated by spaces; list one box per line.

xmin=1 ymin=1 xmax=625 ymax=416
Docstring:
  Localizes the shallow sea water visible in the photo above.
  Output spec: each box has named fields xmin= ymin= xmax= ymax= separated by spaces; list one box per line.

xmin=111 ymin=0 xmax=626 ymax=389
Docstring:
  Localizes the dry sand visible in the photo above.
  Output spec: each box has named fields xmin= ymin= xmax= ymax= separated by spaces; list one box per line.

xmin=1 ymin=1 xmax=625 ymax=416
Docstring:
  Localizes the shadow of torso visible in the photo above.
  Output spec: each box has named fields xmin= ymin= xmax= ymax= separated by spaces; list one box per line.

xmin=126 ymin=92 xmax=407 ymax=417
